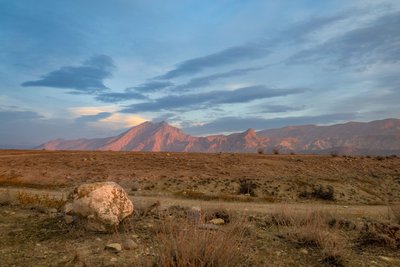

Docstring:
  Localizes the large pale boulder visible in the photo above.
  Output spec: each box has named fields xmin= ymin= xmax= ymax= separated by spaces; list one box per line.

xmin=65 ymin=182 xmax=134 ymax=232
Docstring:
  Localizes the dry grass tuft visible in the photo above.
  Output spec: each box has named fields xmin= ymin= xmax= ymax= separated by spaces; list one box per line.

xmin=391 ymin=204 xmax=400 ymax=224
xmin=357 ymin=220 xmax=400 ymax=249
xmin=153 ymin=218 xmax=251 ymax=267
xmin=272 ymin=208 xmax=348 ymax=266
xmin=16 ymin=191 xmax=66 ymax=209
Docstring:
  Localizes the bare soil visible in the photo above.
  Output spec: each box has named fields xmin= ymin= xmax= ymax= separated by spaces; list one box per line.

xmin=0 ymin=150 xmax=399 ymax=266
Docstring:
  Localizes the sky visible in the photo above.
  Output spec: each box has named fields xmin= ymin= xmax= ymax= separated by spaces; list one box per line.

xmin=1 ymin=0 xmax=400 ymax=147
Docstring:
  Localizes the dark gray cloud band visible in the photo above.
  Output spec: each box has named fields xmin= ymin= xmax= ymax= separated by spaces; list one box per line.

xmin=21 ymin=55 xmax=115 ymax=93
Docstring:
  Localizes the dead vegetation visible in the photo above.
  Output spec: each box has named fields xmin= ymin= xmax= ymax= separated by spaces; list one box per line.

xmin=153 ymin=218 xmax=251 ymax=267
xmin=16 ymin=190 xmax=66 ymax=209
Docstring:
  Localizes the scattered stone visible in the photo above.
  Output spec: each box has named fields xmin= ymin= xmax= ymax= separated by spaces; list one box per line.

xmin=64 ymin=182 xmax=134 ymax=232
xmin=64 ymin=215 xmax=74 ymax=224
xmin=131 ymin=234 xmax=139 ymax=239
xmin=208 ymin=218 xmax=225 ymax=225
xmin=379 ymin=256 xmax=399 ymax=264
xmin=110 ymin=257 xmax=118 ymax=262
xmin=300 ymin=248 xmax=308 ymax=255
xmin=105 ymin=243 xmax=122 ymax=253
xmin=122 ymin=239 xmax=138 ymax=250
xmin=48 ymin=208 xmax=58 ymax=214
xmin=95 ymin=237 xmax=102 ymax=242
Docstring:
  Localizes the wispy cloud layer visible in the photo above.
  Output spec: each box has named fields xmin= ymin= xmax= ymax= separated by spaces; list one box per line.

xmin=184 ymin=113 xmax=357 ymax=135
xmin=287 ymin=11 xmax=400 ymax=67
xmin=156 ymin=43 xmax=270 ymax=79
xmin=121 ymin=85 xmax=307 ymax=113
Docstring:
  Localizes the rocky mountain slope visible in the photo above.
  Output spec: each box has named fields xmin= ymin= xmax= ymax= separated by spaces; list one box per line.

xmin=38 ymin=118 xmax=400 ymax=155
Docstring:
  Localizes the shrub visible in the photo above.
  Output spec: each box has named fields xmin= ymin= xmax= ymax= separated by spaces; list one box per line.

xmin=257 ymin=148 xmax=264 ymax=154
xmin=330 ymin=151 xmax=339 ymax=157
xmin=272 ymin=148 xmax=280 ymax=155
xmin=299 ymin=185 xmax=335 ymax=201
xmin=238 ymin=179 xmax=257 ymax=197
xmin=273 ymin=208 xmax=348 ymax=266
xmin=153 ymin=218 xmax=250 ymax=267
xmin=357 ymin=220 xmax=400 ymax=249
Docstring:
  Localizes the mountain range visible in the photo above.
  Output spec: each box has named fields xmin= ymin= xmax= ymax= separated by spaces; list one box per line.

xmin=38 ymin=118 xmax=400 ymax=155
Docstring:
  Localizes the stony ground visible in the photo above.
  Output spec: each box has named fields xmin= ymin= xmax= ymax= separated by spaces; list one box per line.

xmin=0 ymin=150 xmax=399 ymax=266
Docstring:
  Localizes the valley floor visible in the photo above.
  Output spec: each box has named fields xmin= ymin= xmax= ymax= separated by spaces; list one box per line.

xmin=0 ymin=150 xmax=399 ymax=266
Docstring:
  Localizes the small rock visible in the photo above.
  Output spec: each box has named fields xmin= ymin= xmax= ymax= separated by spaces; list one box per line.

xmin=48 ymin=208 xmax=58 ymax=214
xmin=64 ymin=203 xmax=73 ymax=214
xmin=64 ymin=215 xmax=74 ymax=224
xmin=300 ymin=248 xmax=308 ymax=255
xmin=110 ymin=257 xmax=118 ymax=262
xmin=343 ymin=206 xmax=348 ymax=209
xmin=379 ymin=256 xmax=398 ymax=263
xmin=131 ymin=234 xmax=139 ymax=239
xmin=105 ymin=243 xmax=122 ymax=253
xmin=122 ymin=239 xmax=138 ymax=250
xmin=208 ymin=218 xmax=225 ymax=225
xmin=95 ymin=237 xmax=102 ymax=242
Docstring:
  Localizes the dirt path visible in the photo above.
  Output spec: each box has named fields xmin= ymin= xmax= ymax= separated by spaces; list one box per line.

xmin=1 ymin=186 xmax=390 ymax=220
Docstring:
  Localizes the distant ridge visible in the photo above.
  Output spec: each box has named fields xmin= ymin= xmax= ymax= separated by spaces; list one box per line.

xmin=38 ymin=118 xmax=400 ymax=155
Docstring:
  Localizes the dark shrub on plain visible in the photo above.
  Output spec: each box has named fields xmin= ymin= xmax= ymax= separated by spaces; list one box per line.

xmin=238 ymin=179 xmax=257 ymax=197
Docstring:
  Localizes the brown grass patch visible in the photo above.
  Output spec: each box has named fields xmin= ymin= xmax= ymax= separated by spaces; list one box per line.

xmin=152 ymin=218 xmax=251 ymax=267
xmin=173 ymin=190 xmax=275 ymax=203
xmin=16 ymin=191 xmax=66 ymax=209
xmin=272 ymin=208 xmax=348 ymax=266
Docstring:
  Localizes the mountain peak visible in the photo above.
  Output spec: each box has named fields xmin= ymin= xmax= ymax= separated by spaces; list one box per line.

xmin=38 ymin=118 xmax=400 ymax=155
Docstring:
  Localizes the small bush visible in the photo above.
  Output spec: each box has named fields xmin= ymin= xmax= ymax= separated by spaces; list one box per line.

xmin=272 ymin=148 xmax=280 ymax=155
xmin=238 ymin=179 xmax=257 ymax=197
xmin=273 ymin=208 xmax=348 ymax=266
xmin=257 ymin=148 xmax=264 ymax=154
xmin=330 ymin=151 xmax=339 ymax=157
xmin=357 ymin=220 xmax=400 ymax=249
xmin=154 ymin=218 xmax=250 ymax=267
xmin=299 ymin=185 xmax=335 ymax=201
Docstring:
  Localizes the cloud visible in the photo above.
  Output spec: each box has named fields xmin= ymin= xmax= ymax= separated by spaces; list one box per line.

xmin=21 ymin=55 xmax=115 ymax=93
xmin=99 ymin=113 xmax=147 ymax=128
xmin=256 ymin=105 xmax=305 ymax=113
xmin=0 ymin=110 xmax=43 ymax=121
xmin=68 ymin=106 xmax=147 ymax=128
xmin=128 ymin=81 xmax=174 ymax=92
xmin=151 ymin=113 xmax=177 ymax=123
xmin=74 ymin=112 xmax=112 ymax=124
xmin=95 ymin=91 xmax=147 ymax=103
xmin=171 ymin=65 xmax=267 ymax=92
xmin=121 ymin=85 xmax=307 ymax=113
xmin=156 ymin=42 xmax=270 ymax=79
xmin=287 ymin=11 xmax=400 ymax=67
xmin=184 ymin=113 xmax=357 ymax=135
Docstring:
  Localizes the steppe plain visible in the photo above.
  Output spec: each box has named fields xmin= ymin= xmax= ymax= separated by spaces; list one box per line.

xmin=0 ymin=150 xmax=399 ymax=266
